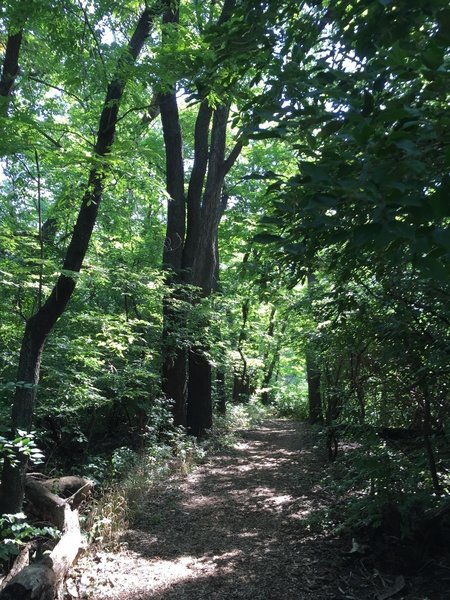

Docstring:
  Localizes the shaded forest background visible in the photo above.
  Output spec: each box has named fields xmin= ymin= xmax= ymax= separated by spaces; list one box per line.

xmin=0 ymin=0 xmax=449 ymax=582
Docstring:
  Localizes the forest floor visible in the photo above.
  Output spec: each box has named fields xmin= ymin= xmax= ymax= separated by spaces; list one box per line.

xmin=65 ymin=420 xmax=449 ymax=600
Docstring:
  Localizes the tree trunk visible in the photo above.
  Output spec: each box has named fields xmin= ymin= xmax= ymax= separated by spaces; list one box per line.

xmin=186 ymin=347 xmax=212 ymax=437
xmin=162 ymin=344 xmax=187 ymax=427
xmin=233 ymin=292 xmax=250 ymax=402
xmin=260 ymin=306 xmax=276 ymax=405
xmin=0 ymin=477 xmax=88 ymax=600
xmin=261 ymin=318 xmax=286 ymax=406
xmin=157 ymin=5 xmax=189 ymax=428
xmin=306 ymin=356 xmax=322 ymax=423
xmin=0 ymin=8 xmax=154 ymax=515
xmin=306 ymin=273 xmax=323 ymax=423
xmin=0 ymin=23 xmax=24 ymax=115
xmin=185 ymin=106 xmax=230 ymax=434
xmin=157 ymin=0 xmax=242 ymax=437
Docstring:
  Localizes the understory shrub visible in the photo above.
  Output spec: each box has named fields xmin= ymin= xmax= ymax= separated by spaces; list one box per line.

xmin=274 ymin=391 xmax=308 ymax=420
xmin=321 ymin=430 xmax=450 ymax=540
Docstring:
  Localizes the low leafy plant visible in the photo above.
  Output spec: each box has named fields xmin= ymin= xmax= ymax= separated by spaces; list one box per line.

xmin=0 ymin=513 xmax=60 ymax=563
xmin=0 ymin=430 xmax=45 ymax=469
xmin=85 ymin=487 xmax=128 ymax=548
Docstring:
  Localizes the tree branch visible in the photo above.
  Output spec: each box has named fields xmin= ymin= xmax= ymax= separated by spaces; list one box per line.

xmin=77 ymin=0 xmax=108 ymax=85
xmin=222 ymin=138 xmax=243 ymax=176
xmin=28 ymin=75 xmax=87 ymax=108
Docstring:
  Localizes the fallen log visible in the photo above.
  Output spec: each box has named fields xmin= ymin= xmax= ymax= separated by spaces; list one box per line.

xmin=40 ymin=476 xmax=95 ymax=509
xmin=25 ymin=477 xmax=66 ymax=530
xmin=0 ymin=477 xmax=89 ymax=600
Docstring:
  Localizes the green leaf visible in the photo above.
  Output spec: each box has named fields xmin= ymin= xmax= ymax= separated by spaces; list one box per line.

xmin=352 ymin=223 xmax=382 ymax=246
xmin=422 ymin=45 xmax=445 ymax=70
xmin=253 ymin=233 xmax=283 ymax=244
xmin=320 ymin=120 xmax=344 ymax=138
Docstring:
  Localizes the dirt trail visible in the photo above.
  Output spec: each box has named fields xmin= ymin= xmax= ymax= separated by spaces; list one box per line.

xmin=68 ymin=420 xmax=346 ymax=599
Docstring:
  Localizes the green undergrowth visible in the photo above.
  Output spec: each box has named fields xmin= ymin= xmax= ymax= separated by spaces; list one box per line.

xmin=211 ymin=401 xmax=274 ymax=446
xmin=303 ymin=428 xmax=450 ymax=556
xmin=273 ymin=392 xmax=308 ymax=421
xmin=0 ymin=513 xmax=60 ymax=568
xmin=85 ymin=402 xmax=273 ymax=548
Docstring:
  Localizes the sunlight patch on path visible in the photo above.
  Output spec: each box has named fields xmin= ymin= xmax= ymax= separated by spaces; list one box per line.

xmin=69 ymin=548 xmax=243 ymax=599
xmin=67 ymin=420 xmax=341 ymax=600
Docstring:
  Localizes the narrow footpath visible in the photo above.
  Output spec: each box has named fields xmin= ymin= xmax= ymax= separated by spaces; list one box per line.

xmin=68 ymin=420 xmax=346 ymax=599
xmin=67 ymin=420 xmax=450 ymax=599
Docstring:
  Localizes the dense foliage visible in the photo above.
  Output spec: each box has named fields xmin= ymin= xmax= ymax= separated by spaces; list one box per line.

xmin=0 ymin=0 xmax=448 ymax=560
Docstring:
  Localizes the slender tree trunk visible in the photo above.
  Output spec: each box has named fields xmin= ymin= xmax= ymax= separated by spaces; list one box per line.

xmin=306 ymin=356 xmax=322 ymax=423
xmin=260 ymin=306 xmax=276 ymax=405
xmin=158 ymin=87 xmax=187 ymax=427
xmin=350 ymin=350 xmax=367 ymax=422
xmin=306 ymin=273 xmax=323 ymax=423
xmin=232 ymin=252 xmax=251 ymax=402
xmin=233 ymin=347 xmax=249 ymax=403
xmin=0 ymin=9 xmax=154 ymax=515
xmin=0 ymin=22 xmax=24 ymax=115
xmin=261 ymin=319 xmax=286 ymax=406
xmin=213 ymin=221 xmax=227 ymax=416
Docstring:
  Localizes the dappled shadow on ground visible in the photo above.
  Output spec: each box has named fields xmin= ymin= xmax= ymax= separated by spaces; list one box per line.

xmin=69 ymin=420 xmax=450 ymax=600
xmin=70 ymin=421 xmax=342 ymax=599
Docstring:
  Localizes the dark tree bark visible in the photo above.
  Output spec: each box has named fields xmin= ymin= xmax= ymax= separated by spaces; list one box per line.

xmin=159 ymin=89 xmax=185 ymax=272
xmin=185 ymin=105 xmax=243 ymax=436
xmin=350 ymin=348 xmax=368 ymax=422
xmin=182 ymin=100 xmax=213 ymax=272
xmin=0 ymin=25 xmax=24 ymax=115
xmin=184 ymin=106 xmax=229 ymax=437
xmin=232 ymin=301 xmax=250 ymax=403
xmin=158 ymin=87 xmax=187 ymax=427
xmin=186 ymin=346 xmax=213 ymax=436
xmin=260 ymin=306 xmax=276 ymax=405
xmin=306 ymin=273 xmax=323 ymax=423
xmin=157 ymin=4 xmax=190 ymax=428
xmin=156 ymin=0 xmax=242 ymax=437
xmin=306 ymin=355 xmax=322 ymax=423
xmin=188 ymin=106 xmax=229 ymax=289
xmin=0 ymin=9 xmax=155 ymax=515
xmin=212 ymin=214 xmax=228 ymax=416
xmin=232 ymin=251 xmax=251 ymax=402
